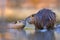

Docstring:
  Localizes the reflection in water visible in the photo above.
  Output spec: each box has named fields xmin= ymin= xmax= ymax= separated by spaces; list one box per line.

xmin=1 ymin=25 xmax=60 ymax=40
xmin=5 ymin=29 xmax=27 ymax=40
xmin=0 ymin=28 xmax=56 ymax=40
xmin=0 ymin=28 xmax=58 ymax=40
xmin=28 ymin=30 xmax=55 ymax=40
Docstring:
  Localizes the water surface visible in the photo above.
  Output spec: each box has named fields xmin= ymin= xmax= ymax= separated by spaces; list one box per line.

xmin=0 ymin=24 xmax=60 ymax=40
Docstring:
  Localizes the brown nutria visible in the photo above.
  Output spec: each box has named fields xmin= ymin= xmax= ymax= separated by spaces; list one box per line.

xmin=26 ymin=9 xmax=56 ymax=30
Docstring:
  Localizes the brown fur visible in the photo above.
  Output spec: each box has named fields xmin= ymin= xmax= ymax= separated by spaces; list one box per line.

xmin=27 ymin=9 xmax=56 ymax=30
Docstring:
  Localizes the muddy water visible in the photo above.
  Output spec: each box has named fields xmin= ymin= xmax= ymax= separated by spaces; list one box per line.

xmin=0 ymin=25 xmax=60 ymax=40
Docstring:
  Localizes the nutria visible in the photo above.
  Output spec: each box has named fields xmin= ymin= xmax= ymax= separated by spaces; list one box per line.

xmin=26 ymin=9 xmax=56 ymax=30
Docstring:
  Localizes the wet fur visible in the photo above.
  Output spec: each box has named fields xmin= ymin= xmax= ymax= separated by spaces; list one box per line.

xmin=27 ymin=9 xmax=56 ymax=30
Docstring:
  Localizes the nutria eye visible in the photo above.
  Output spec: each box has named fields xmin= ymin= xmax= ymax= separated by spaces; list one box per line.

xmin=32 ymin=15 xmax=34 ymax=17
xmin=31 ymin=14 xmax=36 ymax=17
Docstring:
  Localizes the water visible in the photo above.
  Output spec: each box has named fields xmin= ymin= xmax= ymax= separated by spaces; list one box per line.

xmin=0 ymin=24 xmax=60 ymax=40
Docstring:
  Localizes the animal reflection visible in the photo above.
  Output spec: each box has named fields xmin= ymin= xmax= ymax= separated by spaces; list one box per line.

xmin=28 ymin=30 xmax=55 ymax=40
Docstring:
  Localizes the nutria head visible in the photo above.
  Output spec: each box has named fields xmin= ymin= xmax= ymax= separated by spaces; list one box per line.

xmin=25 ymin=14 xmax=36 ymax=24
xmin=26 ymin=9 xmax=56 ymax=30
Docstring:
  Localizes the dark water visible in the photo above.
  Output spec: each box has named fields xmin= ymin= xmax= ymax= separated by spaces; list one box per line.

xmin=0 ymin=24 xmax=60 ymax=40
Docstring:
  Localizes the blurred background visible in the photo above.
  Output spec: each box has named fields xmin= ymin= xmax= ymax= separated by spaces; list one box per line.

xmin=0 ymin=0 xmax=60 ymax=23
